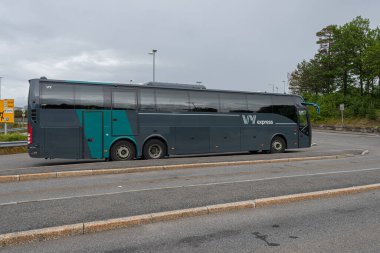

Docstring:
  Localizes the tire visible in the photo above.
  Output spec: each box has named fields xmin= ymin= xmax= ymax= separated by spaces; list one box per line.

xmin=110 ymin=140 xmax=136 ymax=161
xmin=143 ymin=139 xmax=166 ymax=159
xmin=270 ymin=136 xmax=286 ymax=153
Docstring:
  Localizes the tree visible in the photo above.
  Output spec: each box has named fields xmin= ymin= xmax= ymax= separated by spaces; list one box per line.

xmin=288 ymin=58 xmax=325 ymax=95
xmin=290 ymin=16 xmax=380 ymax=104
xmin=315 ymin=25 xmax=339 ymax=93
xmin=363 ymin=28 xmax=380 ymax=95
xmin=346 ymin=17 xmax=372 ymax=95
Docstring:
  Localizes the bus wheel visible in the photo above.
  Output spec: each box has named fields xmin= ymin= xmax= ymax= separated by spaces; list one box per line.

xmin=270 ymin=136 xmax=286 ymax=153
xmin=143 ymin=139 xmax=166 ymax=159
xmin=110 ymin=140 xmax=136 ymax=161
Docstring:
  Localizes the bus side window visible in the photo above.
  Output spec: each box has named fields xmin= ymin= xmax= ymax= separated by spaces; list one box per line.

xmin=40 ymin=83 xmax=74 ymax=109
xmin=220 ymin=93 xmax=248 ymax=113
xmin=112 ymin=90 xmax=136 ymax=110
xmin=189 ymin=91 xmax=220 ymax=112
xmin=75 ymin=85 xmax=105 ymax=109
xmin=156 ymin=89 xmax=189 ymax=112
xmin=272 ymin=95 xmax=297 ymax=122
xmin=247 ymin=94 xmax=272 ymax=113
xmin=139 ymin=89 xmax=156 ymax=111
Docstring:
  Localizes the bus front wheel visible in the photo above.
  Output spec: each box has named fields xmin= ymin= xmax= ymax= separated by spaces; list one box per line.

xmin=110 ymin=140 xmax=136 ymax=161
xmin=143 ymin=139 xmax=166 ymax=159
xmin=270 ymin=136 xmax=286 ymax=153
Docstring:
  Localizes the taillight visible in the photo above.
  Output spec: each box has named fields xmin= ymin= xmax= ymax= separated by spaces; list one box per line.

xmin=28 ymin=123 xmax=32 ymax=144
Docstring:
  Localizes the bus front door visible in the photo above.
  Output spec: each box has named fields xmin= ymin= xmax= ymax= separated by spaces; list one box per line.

xmin=83 ymin=111 xmax=104 ymax=159
xmin=298 ymin=109 xmax=311 ymax=148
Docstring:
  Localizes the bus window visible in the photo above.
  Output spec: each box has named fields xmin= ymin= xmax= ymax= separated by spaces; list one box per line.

xmin=112 ymin=90 xmax=136 ymax=110
xmin=272 ymin=95 xmax=297 ymax=122
xmin=75 ymin=85 xmax=105 ymax=109
xmin=247 ymin=94 xmax=272 ymax=113
xmin=156 ymin=89 xmax=189 ymax=112
xmin=189 ymin=91 xmax=220 ymax=112
xmin=140 ymin=89 xmax=156 ymax=111
xmin=40 ymin=83 xmax=74 ymax=109
xmin=220 ymin=93 xmax=248 ymax=113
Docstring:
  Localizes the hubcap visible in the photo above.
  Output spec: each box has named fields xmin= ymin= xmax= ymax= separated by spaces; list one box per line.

xmin=148 ymin=144 xmax=162 ymax=159
xmin=273 ymin=141 xmax=282 ymax=151
xmin=117 ymin=146 xmax=130 ymax=159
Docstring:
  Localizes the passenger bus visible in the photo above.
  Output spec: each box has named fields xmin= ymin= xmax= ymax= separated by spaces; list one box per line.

xmin=28 ymin=77 xmax=312 ymax=161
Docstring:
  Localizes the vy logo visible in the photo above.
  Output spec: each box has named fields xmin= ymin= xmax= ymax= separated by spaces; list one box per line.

xmin=242 ymin=115 xmax=257 ymax=125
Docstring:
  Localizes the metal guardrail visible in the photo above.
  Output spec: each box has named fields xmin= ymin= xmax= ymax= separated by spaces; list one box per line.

xmin=0 ymin=128 xmax=27 ymax=133
xmin=0 ymin=141 xmax=28 ymax=147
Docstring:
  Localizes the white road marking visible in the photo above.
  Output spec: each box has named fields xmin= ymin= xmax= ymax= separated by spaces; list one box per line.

xmin=1 ymin=167 xmax=380 ymax=206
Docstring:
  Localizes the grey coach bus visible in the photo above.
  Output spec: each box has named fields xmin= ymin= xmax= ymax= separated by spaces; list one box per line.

xmin=28 ymin=77 xmax=312 ymax=161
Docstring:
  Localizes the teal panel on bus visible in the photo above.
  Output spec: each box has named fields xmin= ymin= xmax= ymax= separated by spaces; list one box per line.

xmin=83 ymin=111 xmax=103 ymax=158
xmin=112 ymin=110 xmax=134 ymax=136
xmin=76 ymin=109 xmax=137 ymax=159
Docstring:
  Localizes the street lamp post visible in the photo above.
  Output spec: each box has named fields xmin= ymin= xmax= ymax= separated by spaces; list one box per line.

xmin=282 ymin=80 xmax=286 ymax=94
xmin=148 ymin=49 xmax=157 ymax=82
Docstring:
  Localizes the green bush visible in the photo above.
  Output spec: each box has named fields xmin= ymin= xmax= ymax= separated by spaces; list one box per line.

xmin=0 ymin=133 xmax=27 ymax=142
xmin=302 ymin=91 xmax=379 ymax=123
xmin=367 ymin=105 xmax=378 ymax=120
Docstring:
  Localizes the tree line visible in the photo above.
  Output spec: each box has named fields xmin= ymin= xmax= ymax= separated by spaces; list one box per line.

xmin=289 ymin=16 xmax=380 ymax=121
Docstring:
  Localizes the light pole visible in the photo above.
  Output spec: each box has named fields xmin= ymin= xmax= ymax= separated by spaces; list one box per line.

xmin=282 ymin=80 xmax=286 ymax=94
xmin=148 ymin=49 xmax=157 ymax=82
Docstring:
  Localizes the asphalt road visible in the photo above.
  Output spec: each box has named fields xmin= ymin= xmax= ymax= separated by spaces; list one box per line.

xmin=4 ymin=189 xmax=380 ymax=253
xmin=0 ymin=131 xmax=379 ymax=235
xmin=0 ymin=130 xmax=376 ymax=175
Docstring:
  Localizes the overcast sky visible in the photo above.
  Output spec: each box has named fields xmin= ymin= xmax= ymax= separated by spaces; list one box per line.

xmin=1 ymin=0 xmax=379 ymax=106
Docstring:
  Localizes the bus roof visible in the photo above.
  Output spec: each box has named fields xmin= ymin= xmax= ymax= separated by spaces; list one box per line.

xmin=30 ymin=77 xmax=303 ymax=100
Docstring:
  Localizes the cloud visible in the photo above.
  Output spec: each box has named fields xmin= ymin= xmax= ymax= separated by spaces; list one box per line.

xmin=0 ymin=0 xmax=379 ymax=106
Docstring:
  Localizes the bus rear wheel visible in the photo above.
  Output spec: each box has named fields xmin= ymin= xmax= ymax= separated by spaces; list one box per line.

xmin=143 ymin=139 xmax=166 ymax=159
xmin=270 ymin=136 xmax=286 ymax=153
xmin=110 ymin=140 xmax=136 ymax=161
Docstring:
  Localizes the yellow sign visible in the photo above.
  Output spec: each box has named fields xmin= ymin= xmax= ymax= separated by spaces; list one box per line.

xmin=0 ymin=99 xmax=14 ymax=123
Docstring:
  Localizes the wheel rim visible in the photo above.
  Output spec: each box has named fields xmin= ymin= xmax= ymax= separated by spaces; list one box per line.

xmin=116 ymin=145 xmax=130 ymax=159
xmin=148 ymin=144 xmax=162 ymax=159
xmin=272 ymin=140 xmax=283 ymax=151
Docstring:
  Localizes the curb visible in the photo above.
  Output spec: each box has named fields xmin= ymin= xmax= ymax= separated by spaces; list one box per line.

xmin=2 ymin=183 xmax=380 ymax=247
xmin=0 ymin=154 xmax=352 ymax=184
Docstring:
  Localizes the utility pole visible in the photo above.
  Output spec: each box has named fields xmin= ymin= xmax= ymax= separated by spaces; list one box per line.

xmin=148 ymin=49 xmax=158 ymax=82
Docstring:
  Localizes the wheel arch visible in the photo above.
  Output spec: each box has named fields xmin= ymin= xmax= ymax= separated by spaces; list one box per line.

xmin=143 ymin=134 xmax=169 ymax=156
xmin=109 ymin=137 xmax=138 ymax=159
xmin=270 ymin=133 xmax=288 ymax=149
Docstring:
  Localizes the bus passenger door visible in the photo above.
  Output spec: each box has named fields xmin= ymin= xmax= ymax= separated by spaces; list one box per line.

xmin=111 ymin=89 xmax=138 ymax=136
xmin=298 ymin=109 xmax=311 ymax=148
xmin=83 ymin=111 xmax=103 ymax=159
